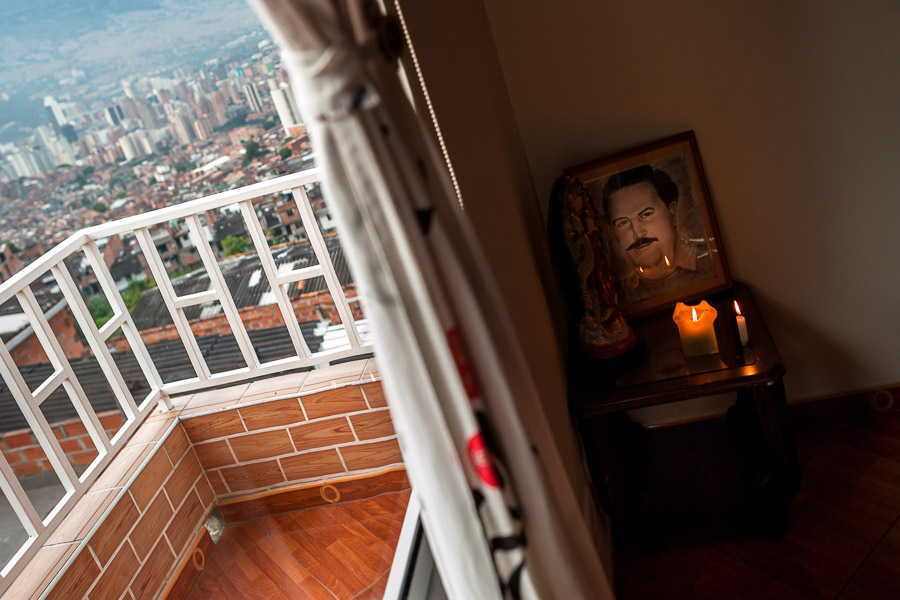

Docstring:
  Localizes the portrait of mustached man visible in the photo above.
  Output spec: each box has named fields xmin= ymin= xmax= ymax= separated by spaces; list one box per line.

xmin=597 ymin=163 xmax=716 ymax=306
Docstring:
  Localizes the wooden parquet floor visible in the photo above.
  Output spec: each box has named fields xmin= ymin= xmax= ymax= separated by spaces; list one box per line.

xmin=186 ymin=489 xmax=410 ymax=600
xmin=618 ymin=411 xmax=900 ymax=599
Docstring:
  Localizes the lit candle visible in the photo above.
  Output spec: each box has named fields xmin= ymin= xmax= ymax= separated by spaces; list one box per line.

xmin=673 ymin=300 xmax=719 ymax=356
xmin=734 ymin=300 xmax=749 ymax=345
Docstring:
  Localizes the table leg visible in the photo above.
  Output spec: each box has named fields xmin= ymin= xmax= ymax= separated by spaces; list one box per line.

xmin=752 ymin=378 xmax=801 ymax=500
xmin=734 ymin=377 xmax=800 ymax=537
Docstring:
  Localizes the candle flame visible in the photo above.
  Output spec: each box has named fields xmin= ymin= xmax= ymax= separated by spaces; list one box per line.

xmin=664 ymin=255 xmax=670 ymax=267
xmin=733 ymin=300 xmax=742 ymax=316
xmin=638 ymin=266 xmax=644 ymax=273
xmin=691 ymin=307 xmax=698 ymax=322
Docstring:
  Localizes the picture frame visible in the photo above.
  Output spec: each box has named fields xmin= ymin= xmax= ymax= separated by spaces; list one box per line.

xmin=565 ymin=131 xmax=731 ymax=318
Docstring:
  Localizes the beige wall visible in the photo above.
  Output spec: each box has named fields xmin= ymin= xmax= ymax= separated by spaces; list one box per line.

xmin=481 ymin=0 xmax=900 ymax=401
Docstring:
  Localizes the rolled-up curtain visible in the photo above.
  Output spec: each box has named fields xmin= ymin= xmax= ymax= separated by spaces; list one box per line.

xmin=248 ymin=1 xmax=613 ymax=598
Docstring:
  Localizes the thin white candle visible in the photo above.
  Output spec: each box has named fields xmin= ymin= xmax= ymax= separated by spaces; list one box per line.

xmin=734 ymin=300 xmax=749 ymax=345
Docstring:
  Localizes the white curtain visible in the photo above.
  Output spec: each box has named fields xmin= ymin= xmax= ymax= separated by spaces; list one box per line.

xmin=248 ymin=1 xmax=613 ymax=598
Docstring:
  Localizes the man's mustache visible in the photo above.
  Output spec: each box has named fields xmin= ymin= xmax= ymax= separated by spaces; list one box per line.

xmin=627 ymin=237 xmax=658 ymax=251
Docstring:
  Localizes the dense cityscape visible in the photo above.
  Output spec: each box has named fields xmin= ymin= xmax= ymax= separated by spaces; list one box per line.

xmin=0 ymin=15 xmax=358 ymax=378
xmin=0 ymin=29 xmax=316 ymax=284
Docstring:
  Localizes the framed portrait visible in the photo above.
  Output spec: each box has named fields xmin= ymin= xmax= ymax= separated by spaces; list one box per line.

xmin=565 ymin=131 xmax=730 ymax=318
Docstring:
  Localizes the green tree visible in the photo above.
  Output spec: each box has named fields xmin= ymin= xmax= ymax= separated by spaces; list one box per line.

xmin=2 ymin=241 xmax=21 ymax=254
xmin=86 ymin=295 xmax=114 ymax=329
xmin=241 ymin=140 xmax=261 ymax=166
xmin=222 ymin=235 xmax=249 ymax=256
xmin=114 ymin=191 xmax=125 ymax=200
xmin=175 ymin=161 xmax=197 ymax=173
xmin=122 ymin=278 xmax=154 ymax=314
xmin=278 ymin=147 xmax=292 ymax=160
xmin=92 ymin=202 xmax=107 ymax=212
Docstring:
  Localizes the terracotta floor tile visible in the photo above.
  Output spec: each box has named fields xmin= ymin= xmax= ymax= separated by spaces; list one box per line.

xmin=301 ymin=386 xmax=368 ymax=420
xmin=187 ymin=491 xmax=410 ymax=600
xmin=180 ymin=410 xmax=245 ymax=442
xmin=194 ymin=440 xmax=237 ymax=469
xmin=238 ymin=373 xmax=306 ymax=404
xmin=91 ymin=443 xmax=153 ymax=491
xmin=2 ymin=543 xmax=77 ymax=600
xmin=238 ymin=398 xmax=306 ymax=430
xmin=229 ymin=429 xmax=294 ymax=462
xmin=179 ymin=398 xmax=242 ymax=417
xmin=47 ymin=488 xmax=117 ymax=545
xmin=184 ymin=384 xmax=250 ymax=412
xmin=362 ymin=358 xmax=380 ymax=379
xmin=163 ymin=423 xmax=192 ymax=466
xmin=301 ymin=360 xmax=367 ymax=392
xmin=126 ymin=415 xmax=175 ymax=446
xmin=361 ymin=382 xmax=387 ymax=409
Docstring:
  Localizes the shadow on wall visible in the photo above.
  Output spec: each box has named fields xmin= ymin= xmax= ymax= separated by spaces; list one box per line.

xmin=752 ymin=287 xmax=869 ymax=401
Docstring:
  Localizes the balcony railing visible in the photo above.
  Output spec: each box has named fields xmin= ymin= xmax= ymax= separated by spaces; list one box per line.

xmin=0 ymin=168 xmax=372 ymax=591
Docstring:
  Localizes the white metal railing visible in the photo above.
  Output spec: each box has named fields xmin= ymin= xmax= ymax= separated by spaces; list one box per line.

xmin=0 ymin=167 xmax=371 ymax=590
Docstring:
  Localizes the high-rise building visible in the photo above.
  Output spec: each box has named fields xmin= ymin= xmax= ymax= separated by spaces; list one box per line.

xmin=171 ymin=114 xmax=196 ymax=146
xmin=118 ymin=135 xmax=140 ymax=161
xmin=122 ymin=79 xmax=137 ymax=99
xmin=106 ymin=106 xmax=121 ymax=127
xmin=268 ymin=80 xmax=304 ymax=135
xmin=121 ymin=97 xmax=140 ymax=120
xmin=242 ymin=82 xmax=265 ymax=113
xmin=135 ymin=101 xmax=158 ymax=129
xmin=4 ymin=146 xmax=54 ymax=178
xmin=60 ymin=124 xmax=78 ymax=144
xmin=36 ymin=126 xmax=77 ymax=166
xmin=44 ymin=96 xmax=67 ymax=134
xmin=223 ymin=81 xmax=242 ymax=105
xmin=174 ymin=82 xmax=191 ymax=102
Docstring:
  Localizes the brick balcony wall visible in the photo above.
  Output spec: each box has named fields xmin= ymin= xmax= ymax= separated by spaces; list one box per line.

xmin=4 ymin=416 xmax=216 ymax=600
xmin=1 ymin=411 xmax=125 ymax=479
xmin=1 ymin=360 xmax=394 ymax=600
xmin=185 ymin=380 xmax=397 ymax=498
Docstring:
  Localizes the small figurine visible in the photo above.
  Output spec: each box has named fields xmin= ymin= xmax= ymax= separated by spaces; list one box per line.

xmin=548 ymin=175 xmax=639 ymax=359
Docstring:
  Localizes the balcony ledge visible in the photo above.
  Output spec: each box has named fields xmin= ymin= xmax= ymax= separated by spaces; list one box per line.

xmin=3 ymin=358 xmax=403 ymax=600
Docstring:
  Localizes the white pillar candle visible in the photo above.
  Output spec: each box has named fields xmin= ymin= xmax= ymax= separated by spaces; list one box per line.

xmin=734 ymin=300 xmax=749 ymax=345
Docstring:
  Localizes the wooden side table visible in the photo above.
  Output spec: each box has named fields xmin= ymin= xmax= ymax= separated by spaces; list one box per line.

xmin=571 ymin=282 xmax=801 ymax=548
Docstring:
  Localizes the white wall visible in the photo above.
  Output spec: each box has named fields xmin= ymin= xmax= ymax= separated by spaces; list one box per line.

xmin=481 ymin=0 xmax=900 ymax=400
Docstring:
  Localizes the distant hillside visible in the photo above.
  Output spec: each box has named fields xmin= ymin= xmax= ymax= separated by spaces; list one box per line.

xmin=0 ymin=0 xmax=261 ymax=87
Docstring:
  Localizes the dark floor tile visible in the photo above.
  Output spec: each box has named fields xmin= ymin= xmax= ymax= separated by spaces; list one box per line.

xmin=619 ymin=412 xmax=900 ymax=599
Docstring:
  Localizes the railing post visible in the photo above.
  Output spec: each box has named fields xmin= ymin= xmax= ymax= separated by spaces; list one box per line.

xmin=184 ymin=214 xmax=259 ymax=370
xmin=81 ymin=239 xmax=165 ymax=404
xmin=51 ymin=262 xmax=139 ymax=422
xmin=292 ymin=186 xmax=362 ymax=348
xmin=133 ymin=227 xmax=211 ymax=381
xmin=237 ymin=199 xmax=313 ymax=359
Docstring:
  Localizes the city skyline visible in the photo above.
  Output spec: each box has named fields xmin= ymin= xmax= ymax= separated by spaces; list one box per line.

xmin=0 ymin=2 xmax=314 ymax=281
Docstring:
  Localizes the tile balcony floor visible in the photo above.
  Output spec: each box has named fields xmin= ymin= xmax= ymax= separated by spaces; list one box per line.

xmin=187 ymin=488 xmax=410 ymax=600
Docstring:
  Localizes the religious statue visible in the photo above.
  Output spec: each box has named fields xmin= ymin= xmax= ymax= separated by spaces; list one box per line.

xmin=548 ymin=175 xmax=639 ymax=359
